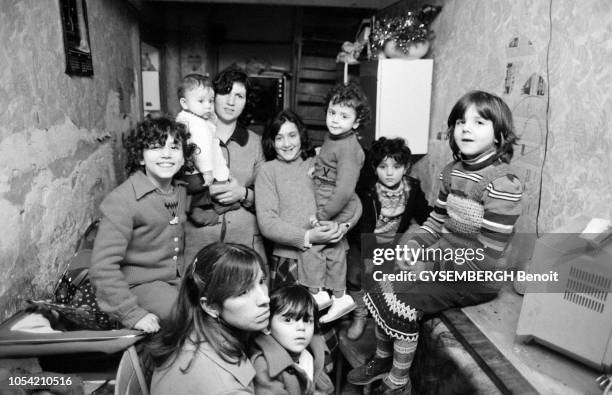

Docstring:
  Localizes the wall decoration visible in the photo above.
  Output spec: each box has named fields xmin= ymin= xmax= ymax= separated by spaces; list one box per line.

xmin=59 ymin=0 xmax=93 ymax=76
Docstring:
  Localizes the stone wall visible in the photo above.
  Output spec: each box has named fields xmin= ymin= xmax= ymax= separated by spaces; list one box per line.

xmin=0 ymin=0 xmax=140 ymax=320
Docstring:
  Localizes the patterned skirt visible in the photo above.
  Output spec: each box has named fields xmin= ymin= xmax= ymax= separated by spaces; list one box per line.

xmin=364 ymin=275 xmax=498 ymax=341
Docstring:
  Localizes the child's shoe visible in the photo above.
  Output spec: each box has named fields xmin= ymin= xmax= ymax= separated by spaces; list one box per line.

xmin=347 ymin=356 xmax=392 ymax=385
xmin=372 ymin=376 xmax=411 ymax=395
xmin=319 ymin=294 xmax=355 ymax=323
xmin=312 ymin=290 xmax=332 ymax=310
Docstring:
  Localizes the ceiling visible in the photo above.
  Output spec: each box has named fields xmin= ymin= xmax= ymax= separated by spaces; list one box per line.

xmin=138 ymin=0 xmax=398 ymax=9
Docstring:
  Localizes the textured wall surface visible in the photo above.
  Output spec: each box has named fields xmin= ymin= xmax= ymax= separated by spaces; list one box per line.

xmin=0 ymin=0 xmax=140 ymax=320
xmin=413 ymin=0 xmax=612 ymax=236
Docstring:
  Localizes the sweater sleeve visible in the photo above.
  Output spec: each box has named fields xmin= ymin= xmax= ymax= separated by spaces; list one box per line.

xmin=317 ymin=141 xmax=365 ymax=221
xmin=243 ymin=133 xmax=265 ymax=212
xmin=90 ymin=192 xmax=149 ymax=329
xmin=251 ymin=355 xmax=289 ymax=395
xmin=255 ymin=164 xmax=307 ymax=250
xmin=477 ymin=173 xmax=523 ymax=268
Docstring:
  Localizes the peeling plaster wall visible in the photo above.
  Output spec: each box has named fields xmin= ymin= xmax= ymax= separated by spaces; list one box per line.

xmin=0 ymin=0 xmax=140 ymax=320
xmin=414 ymin=0 xmax=612 ymax=235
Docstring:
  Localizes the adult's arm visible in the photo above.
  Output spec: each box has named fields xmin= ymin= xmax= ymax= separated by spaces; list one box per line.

xmin=244 ymin=135 xmax=266 ymax=211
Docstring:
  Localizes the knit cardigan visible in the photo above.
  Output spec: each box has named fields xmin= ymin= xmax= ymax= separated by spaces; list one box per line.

xmin=90 ymin=171 xmax=187 ymax=328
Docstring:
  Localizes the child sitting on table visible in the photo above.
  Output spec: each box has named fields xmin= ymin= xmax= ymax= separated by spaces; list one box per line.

xmin=90 ymin=116 xmax=196 ymax=333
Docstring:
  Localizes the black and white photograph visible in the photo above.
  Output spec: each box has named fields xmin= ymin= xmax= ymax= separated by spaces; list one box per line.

xmin=0 ymin=0 xmax=611 ymax=394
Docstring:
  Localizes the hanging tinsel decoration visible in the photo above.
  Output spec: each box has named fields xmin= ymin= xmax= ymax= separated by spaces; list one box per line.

xmin=371 ymin=6 xmax=442 ymax=55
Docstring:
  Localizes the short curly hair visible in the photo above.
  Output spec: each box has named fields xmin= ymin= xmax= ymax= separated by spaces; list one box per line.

xmin=446 ymin=90 xmax=518 ymax=163
xmin=325 ymin=81 xmax=371 ymax=127
xmin=370 ymin=137 xmax=412 ymax=168
xmin=123 ymin=116 xmax=197 ymax=177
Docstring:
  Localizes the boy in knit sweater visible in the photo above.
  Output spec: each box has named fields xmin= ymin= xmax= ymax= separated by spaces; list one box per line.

xmin=309 ymin=82 xmax=370 ymax=323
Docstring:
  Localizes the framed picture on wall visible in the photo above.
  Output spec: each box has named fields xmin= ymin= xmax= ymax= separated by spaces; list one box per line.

xmin=59 ymin=0 xmax=93 ymax=76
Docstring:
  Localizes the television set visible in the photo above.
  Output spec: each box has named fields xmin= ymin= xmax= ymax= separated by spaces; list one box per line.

xmin=516 ymin=216 xmax=612 ymax=371
xmin=242 ymin=74 xmax=289 ymax=135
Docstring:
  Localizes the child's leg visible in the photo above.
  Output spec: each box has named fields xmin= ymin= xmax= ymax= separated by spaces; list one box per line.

xmin=312 ymin=181 xmax=334 ymax=223
xmin=130 ymin=279 xmax=179 ymax=325
xmin=184 ymin=173 xmax=219 ymax=227
xmin=299 ymin=246 xmax=330 ymax=309
xmin=319 ymin=243 xmax=355 ymax=323
xmin=347 ymin=243 xmax=368 ymax=339
xmin=384 ymin=338 xmax=418 ymax=389
xmin=375 ymin=325 xmax=393 ymax=358
xmin=332 ymin=192 xmax=360 ymax=224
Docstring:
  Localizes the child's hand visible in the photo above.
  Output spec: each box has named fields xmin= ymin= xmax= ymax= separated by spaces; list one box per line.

xmin=309 ymin=215 xmax=320 ymax=228
xmin=307 ymin=166 xmax=315 ymax=179
xmin=202 ymin=171 xmax=214 ymax=186
xmin=134 ymin=313 xmax=160 ymax=333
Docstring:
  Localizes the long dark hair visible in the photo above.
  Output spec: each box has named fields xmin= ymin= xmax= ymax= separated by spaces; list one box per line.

xmin=261 ymin=110 xmax=315 ymax=161
xmin=446 ymin=90 xmax=518 ymax=163
xmin=148 ymin=242 xmax=267 ymax=372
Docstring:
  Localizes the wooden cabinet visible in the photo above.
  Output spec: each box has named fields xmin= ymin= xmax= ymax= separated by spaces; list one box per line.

xmin=360 ymin=59 xmax=433 ymax=154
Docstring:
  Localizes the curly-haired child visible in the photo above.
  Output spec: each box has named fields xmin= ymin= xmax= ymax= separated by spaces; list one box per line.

xmin=90 ymin=116 xmax=196 ymax=333
xmin=308 ymin=81 xmax=370 ymax=323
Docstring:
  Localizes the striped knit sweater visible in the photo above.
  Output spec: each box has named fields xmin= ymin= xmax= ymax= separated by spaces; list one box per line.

xmin=398 ymin=149 xmax=522 ymax=272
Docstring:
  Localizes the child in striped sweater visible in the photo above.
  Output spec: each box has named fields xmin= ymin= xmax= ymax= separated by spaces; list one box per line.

xmin=348 ymin=90 xmax=523 ymax=394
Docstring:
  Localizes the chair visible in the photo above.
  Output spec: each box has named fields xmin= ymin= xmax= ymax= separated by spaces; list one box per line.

xmin=114 ymin=345 xmax=150 ymax=395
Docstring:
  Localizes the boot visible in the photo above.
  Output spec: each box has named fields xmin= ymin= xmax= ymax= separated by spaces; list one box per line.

xmin=347 ymin=356 xmax=392 ymax=385
xmin=347 ymin=289 xmax=368 ymax=340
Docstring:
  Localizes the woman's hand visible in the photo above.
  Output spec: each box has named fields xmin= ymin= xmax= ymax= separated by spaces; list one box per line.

xmin=209 ymin=176 xmax=246 ymax=205
xmin=328 ymin=222 xmax=350 ymax=244
xmin=134 ymin=313 xmax=160 ymax=333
